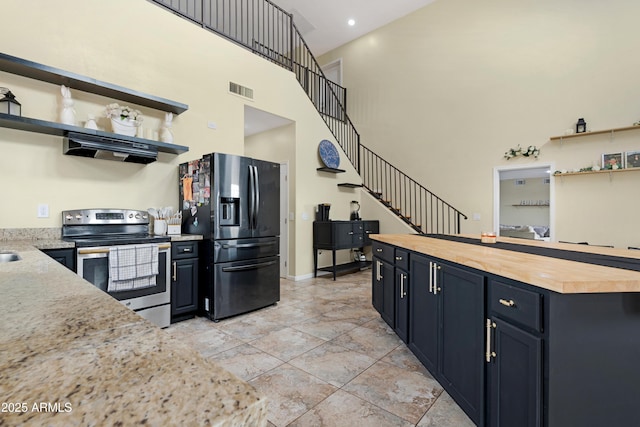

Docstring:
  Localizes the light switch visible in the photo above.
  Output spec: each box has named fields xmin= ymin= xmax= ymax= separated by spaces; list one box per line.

xmin=37 ymin=204 xmax=49 ymax=218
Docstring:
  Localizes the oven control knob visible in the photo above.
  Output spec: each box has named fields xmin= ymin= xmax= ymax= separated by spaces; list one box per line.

xmin=129 ymin=213 xmax=134 ymax=218
xmin=65 ymin=214 xmax=73 ymax=221
xmin=135 ymin=213 xmax=141 ymax=219
xmin=75 ymin=215 xmax=82 ymax=220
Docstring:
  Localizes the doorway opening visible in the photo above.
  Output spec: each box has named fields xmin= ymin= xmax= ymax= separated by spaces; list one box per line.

xmin=321 ymin=58 xmax=343 ymax=86
xmin=493 ymin=164 xmax=555 ymax=242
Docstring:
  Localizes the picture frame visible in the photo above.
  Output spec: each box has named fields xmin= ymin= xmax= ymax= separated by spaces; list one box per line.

xmin=602 ymin=152 xmax=624 ymax=170
xmin=625 ymin=151 xmax=640 ymax=169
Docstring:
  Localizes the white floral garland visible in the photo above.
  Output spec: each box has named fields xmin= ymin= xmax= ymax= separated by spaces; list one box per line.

xmin=504 ymin=145 xmax=540 ymax=160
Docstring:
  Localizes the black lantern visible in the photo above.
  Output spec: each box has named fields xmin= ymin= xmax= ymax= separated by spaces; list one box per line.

xmin=0 ymin=88 xmax=21 ymax=116
xmin=576 ymin=118 xmax=586 ymax=133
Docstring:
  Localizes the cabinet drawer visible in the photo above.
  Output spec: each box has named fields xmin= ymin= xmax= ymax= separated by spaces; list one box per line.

xmin=394 ymin=249 xmax=409 ymax=271
xmin=490 ymin=280 xmax=542 ymax=332
xmin=172 ymin=241 xmax=199 ymax=259
xmin=372 ymin=241 xmax=394 ymax=264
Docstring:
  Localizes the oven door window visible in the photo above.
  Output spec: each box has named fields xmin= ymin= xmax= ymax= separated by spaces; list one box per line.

xmin=80 ymin=251 xmax=168 ymax=300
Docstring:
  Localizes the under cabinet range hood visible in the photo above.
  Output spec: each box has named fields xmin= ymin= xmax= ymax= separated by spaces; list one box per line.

xmin=63 ymin=132 xmax=158 ymax=164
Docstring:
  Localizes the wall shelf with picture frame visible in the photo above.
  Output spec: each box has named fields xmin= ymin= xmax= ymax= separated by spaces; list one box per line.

xmin=554 ymin=151 xmax=640 ymax=177
xmin=553 ymin=168 xmax=640 ymax=177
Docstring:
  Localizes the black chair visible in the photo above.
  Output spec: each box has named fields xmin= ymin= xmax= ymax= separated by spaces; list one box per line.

xmin=629 ymin=247 xmax=640 ymax=250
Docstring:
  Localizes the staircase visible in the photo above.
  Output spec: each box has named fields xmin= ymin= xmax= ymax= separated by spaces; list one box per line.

xmin=151 ymin=0 xmax=467 ymax=234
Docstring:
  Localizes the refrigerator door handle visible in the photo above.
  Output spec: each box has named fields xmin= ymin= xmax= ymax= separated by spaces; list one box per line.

xmin=248 ymin=164 xmax=255 ymax=229
xmin=222 ymin=242 xmax=277 ymax=249
xmin=254 ymin=165 xmax=260 ymax=226
xmin=222 ymin=260 xmax=278 ymax=272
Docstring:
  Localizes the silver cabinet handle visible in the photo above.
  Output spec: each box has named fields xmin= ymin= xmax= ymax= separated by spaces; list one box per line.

xmin=485 ymin=319 xmax=497 ymax=362
xmin=172 ymin=261 xmax=177 ymax=282
xmin=376 ymin=248 xmax=383 ymax=253
xmin=376 ymin=260 xmax=382 ymax=281
xmin=433 ymin=265 xmax=441 ymax=295
xmin=400 ymin=273 xmax=406 ymax=298
xmin=395 ymin=256 xmax=402 ymax=261
xmin=429 ymin=262 xmax=434 ymax=293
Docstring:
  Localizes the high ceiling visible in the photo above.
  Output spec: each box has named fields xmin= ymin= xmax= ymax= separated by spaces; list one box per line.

xmin=274 ymin=0 xmax=437 ymax=55
xmin=245 ymin=1 xmax=438 ymax=136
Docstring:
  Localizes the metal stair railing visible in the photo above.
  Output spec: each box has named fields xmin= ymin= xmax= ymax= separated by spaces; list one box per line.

xmin=360 ymin=145 xmax=467 ymax=234
xmin=151 ymin=0 xmax=358 ymax=169
xmin=150 ymin=0 xmax=466 ymax=233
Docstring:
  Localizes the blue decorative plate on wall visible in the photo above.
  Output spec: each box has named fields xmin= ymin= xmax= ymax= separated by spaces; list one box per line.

xmin=318 ymin=139 xmax=340 ymax=169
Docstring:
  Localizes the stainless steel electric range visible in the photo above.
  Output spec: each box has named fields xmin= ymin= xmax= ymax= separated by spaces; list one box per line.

xmin=62 ymin=209 xmax=171 ymax=328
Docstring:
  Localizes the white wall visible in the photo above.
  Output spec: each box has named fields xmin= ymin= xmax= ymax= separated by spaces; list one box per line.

xmin=0 ymin=0 xmax=362 ymax=277
xmin=320 ymin=0 xmax=640 ymax=248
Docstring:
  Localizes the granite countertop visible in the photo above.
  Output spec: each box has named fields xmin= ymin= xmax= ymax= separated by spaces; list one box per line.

xmin=0 ymin=241 xmax=266 ymax=426
xmin=371 ymin=234 xmax=640 ymax=294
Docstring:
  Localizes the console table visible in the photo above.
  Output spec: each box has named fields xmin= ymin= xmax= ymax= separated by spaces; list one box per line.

xmin=313 ymin=220 xmax=379 ymax=280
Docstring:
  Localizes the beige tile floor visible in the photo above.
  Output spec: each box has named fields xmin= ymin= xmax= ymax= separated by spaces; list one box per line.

xmin=166 ymin=270 xmax=475 ymax=427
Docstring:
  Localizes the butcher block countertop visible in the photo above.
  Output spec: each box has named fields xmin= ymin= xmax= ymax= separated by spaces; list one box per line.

xmin=371 ymin=234 xmax=640 ymax=294
xmin=0 ymin=241 xmax=267 ymax=426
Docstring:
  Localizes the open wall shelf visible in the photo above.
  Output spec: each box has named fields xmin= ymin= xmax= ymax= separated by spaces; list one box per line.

xmin=550 ymin=125 xmax=640 ymax=141
xmin=317 ymin=167 xmax=346 ymax=173
xmin=0 ymin=113 xmax=188 ymax=154
xmin=553 ymin=168 xmax=639 ymax=177
xmin=0 ymin=52 xmax=189 ymax=115
xmin=337 ymin=183 xmax=363 ymax=188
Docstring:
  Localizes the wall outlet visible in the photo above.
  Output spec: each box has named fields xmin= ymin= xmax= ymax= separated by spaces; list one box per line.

xmin=207 ymin=121 xmax=217 ymax=129
xmin=37 ymin=204 xmax=49 ymax=218
xmin=472 ymin=213 xmax=481 ymax=221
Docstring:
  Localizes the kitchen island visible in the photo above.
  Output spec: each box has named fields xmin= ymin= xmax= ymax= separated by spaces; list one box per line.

xmin=0 ymin=240 xmax=267 ymax=426
xmin=371 ymin=234 xmax=640 ymax=427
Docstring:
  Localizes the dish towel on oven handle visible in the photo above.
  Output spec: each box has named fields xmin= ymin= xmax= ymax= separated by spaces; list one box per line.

xmin=108 ymin=244 xmax=159 ymax=292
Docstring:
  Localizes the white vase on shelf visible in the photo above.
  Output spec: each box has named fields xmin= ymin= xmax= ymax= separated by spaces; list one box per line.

xmin=111 ymin=118 xmax=139 ymax=136
xmin=84 ymin=114 xmax=98 ymax=130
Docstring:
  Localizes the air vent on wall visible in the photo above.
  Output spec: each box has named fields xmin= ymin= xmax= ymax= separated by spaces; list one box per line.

xmin=229 ymin=82 xmax=254 ymax=100
xmin=544 ymin=178 xmax=550 ymax=184
xmin=515 ymin=179 xmax=526 ymax=186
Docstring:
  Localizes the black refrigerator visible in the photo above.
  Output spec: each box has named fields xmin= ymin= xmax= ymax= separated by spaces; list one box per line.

xmin=179 ymin=152 xmax=280 ymax=321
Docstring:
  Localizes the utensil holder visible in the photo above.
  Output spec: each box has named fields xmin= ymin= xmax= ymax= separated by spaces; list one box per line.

xmin=154 ymin=219 xmax=167 ymax=236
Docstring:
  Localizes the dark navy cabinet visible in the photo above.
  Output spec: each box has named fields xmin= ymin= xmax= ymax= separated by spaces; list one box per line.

xmin=171 ymin=240 xmax=199 ymax=323
xmin=408 ymin=253 xmax=485 ymax=425
xmin=394 ymin=248 xmax=409 ymax=342
xmin=376 ymin=238 xmax=640 ymax=427
xmin=439 ymin=262 xmax=485 ymax=425
xmin=486 ymin=277 xmax=543 ymax=427
xmin=408 ymin=253 xmax=439 ymax=374
xmin=488 ymin=317 xmax=542 ymax=427
xmin=314 ymin=220 xmax=379 ymax=280
xmin=372 ymin=240 xmax=395 ymax=328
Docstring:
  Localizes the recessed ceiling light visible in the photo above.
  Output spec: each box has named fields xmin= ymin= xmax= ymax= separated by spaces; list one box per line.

xmin=347 ymin=19 xmax=355 ymax=26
